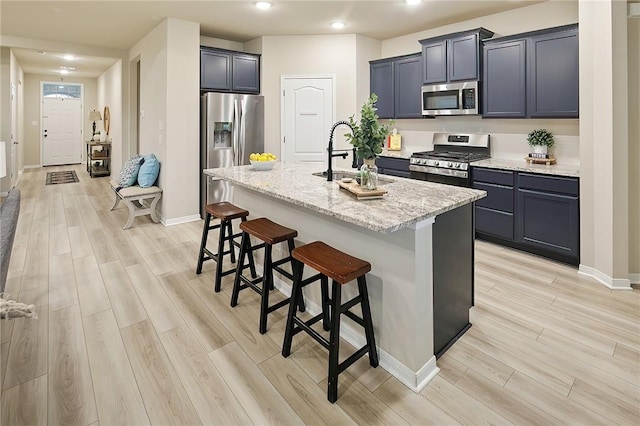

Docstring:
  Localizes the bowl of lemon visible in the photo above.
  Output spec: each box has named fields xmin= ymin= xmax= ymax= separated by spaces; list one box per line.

xmin=249 ymin=152 xmax=277 ymax=171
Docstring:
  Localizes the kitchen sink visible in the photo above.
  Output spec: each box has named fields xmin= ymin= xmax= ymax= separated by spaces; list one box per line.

xmin=311 ymin=171 xmax=393 ymax=185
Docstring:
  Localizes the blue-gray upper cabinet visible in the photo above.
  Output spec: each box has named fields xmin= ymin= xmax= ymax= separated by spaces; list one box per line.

xmin=421 ymin=39 xmax=447 ymax=84
xmin=200 ymin=47 xmax=260 ymax=94
xmin=528 ymin=26 xmax=579 ymax=118
xmin=394 ymin=55 xmax=423 ymax=118
xmin=420 ymin=28 xmax=494 ymax=84
xmin=201 ymin=49 xmax=232 ymax=91
xmin=370 ymin=59 xmax=395 ymax=119
xmin=482 ymin=39 xmax=527 ymax=117
xmin=481 ymin=24 xmax=578 ymax=118
xmin=232 ymin=53 xmax=260 ymax=93
xmin=370 ymin=53 xmax=422 ymax=119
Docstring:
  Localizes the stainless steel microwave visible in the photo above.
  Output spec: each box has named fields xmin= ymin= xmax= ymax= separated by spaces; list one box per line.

xmin=421 ymin=81 xmax=479 ymax=116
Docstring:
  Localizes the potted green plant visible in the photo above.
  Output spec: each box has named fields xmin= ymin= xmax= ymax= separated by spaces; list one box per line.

xmin=345 ymin=93 xmax=392 ymax=189
xmin=527 ymin=128 xmax=555 ymax=158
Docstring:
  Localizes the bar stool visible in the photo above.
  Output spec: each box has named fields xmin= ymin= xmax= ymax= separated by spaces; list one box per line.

xmin=196 ymin=202 xmax=256 ymax=292
xmin=231 ymin=217 xmax=305 ymax=334
xmin=281 ymin=241 xmax=379 ymax=403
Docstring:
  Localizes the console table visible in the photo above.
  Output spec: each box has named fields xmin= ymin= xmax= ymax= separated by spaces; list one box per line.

xmin=86 ymin=141 xmax=111 ymax=178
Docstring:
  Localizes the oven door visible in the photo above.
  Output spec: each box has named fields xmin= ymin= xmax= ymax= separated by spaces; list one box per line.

xmin=409 ymin=165 xmax=470 ymax=187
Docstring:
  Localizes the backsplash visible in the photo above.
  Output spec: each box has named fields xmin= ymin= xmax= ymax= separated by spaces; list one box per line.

xmin=394 ymin=130 xmax=580 ymax=166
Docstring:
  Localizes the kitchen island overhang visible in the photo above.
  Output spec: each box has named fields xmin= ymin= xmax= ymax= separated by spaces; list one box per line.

xmin=204 ymin=163 xmax=485 ymax=392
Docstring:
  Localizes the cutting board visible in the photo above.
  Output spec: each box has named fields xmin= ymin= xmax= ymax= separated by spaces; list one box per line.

xmin=336 ymin=180 xmax=387 ymax=200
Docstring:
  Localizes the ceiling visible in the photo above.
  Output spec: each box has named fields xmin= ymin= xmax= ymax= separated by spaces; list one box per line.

xmin=1 ymin=0 xmax=546 ymax=78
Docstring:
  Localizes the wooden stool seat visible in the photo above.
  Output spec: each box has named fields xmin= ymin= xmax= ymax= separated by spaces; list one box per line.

xmin=292 ymin=241 xmax=371 ymax=284
xmin=282 ymin=240 xmax=378 ymax=403
xmin=240 ymin=217 xmax=298 ymax=245
xmin=196 ymin=202 xmax=255 ymax=292
xmin=205 ymin=202 xmax=249 ymax=221
xmin=232 ymin=217 xmax=305 ymax=334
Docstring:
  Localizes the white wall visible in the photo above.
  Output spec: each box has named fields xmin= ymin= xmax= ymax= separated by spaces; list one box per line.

xmin=97 ymin=60 xmax=122 ymax=177
xmin=22 ymin=74 xmax=97 ymax=167
xmin=629 ymin=17 xmax=640 ymax=277
xmin=200 ymin=35 xmax=243 ymax=51
xmin=129 ymin=18 xmax=200 ymax=223
xmin=260 ymin=34 xmax=361 ymax=158
xmin=0 ymin=48 xmax=10 ymax=192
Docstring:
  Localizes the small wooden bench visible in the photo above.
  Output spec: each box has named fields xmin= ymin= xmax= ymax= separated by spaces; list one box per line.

xmin=110 ymin=180 xmax=162 ymax=229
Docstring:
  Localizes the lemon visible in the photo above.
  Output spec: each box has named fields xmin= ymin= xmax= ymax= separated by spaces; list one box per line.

xmin=259 ymin=154 xmax=269 ymax=162
xmin=250 ymin=153 xmax=258 ymax=161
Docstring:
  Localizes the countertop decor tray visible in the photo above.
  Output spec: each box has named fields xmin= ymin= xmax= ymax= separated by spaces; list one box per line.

xmin=525 ymin=155 xmax=557 ymax=165
xmin=337 ymin=180 xmax=387 ymax=200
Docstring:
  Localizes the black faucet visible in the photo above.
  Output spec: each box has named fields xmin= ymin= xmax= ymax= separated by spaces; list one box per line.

xmin=327 ymin=120 xmax=358 ymax=181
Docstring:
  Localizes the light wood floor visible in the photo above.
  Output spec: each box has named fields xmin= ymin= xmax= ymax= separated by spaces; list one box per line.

xmin=1 ymin=164 xmax=639 ymax=425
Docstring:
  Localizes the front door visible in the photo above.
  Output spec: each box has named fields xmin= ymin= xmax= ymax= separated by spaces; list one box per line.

xmin=281 ymin=76 xmax=334 ymax=164
xmin=41 ymin=83 xmax=83 ymax=166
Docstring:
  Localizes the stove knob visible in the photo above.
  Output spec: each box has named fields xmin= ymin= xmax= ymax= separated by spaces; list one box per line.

xmin=420 ymin=159 xmax=427 ymax=165
xmin=455 ymin=163 xmax=461 ymax=169
xmin=433 ymin=161 xmax=439 ymax=167
xmin=447 ymin=162 xmax=453 ymax=168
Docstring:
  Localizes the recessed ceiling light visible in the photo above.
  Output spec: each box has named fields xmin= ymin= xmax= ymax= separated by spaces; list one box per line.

xmin=256 ymin=1 xmax=272 ymax=9
xmin=63 ymin=54 xmax=75 ymax=61
xmin=331 ymin=22 xmax=345 ymax=30
xmin=38 ymin=51 xmax=47 ymax=55
xmin=59 ymin=69 xmax=69 ymax=75
xmin=405 ymin=0 xmax=421 ymax=5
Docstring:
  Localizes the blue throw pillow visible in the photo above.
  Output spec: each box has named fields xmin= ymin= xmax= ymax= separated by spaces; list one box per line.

xmin=137 ymin=154 xmax=160 ymax=188
xmin=119 ymin=154 xmax=143 ymax=187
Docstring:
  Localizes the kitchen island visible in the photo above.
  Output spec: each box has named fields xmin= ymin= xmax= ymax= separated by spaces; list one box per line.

xmin=204 ymin=163 xmax=485 ymax=392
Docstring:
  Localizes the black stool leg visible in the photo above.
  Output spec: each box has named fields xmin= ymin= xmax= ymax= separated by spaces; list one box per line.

xmin=242 ymin=218 xmax=258 ymax=279
xmin=259 ymin=244 xmax=273 ymax=334
xmin=227 ymin=220 xmax=236 ymax=263
xmin=195 ymin=212 xmax=212 ymax=274
xmin=282 ymin=259 xmax=303 ymax=357
xmin=320 ymin=275 xmax=330 ymax=331
xmin=231 ymin=232 xmax=249 ymax=307
xmin=286 ymin=239 xmax=306 ymax=313
xmin=358 ymin=276 xmax=379 ymax=367
xmin=214 ymin=219 xmax=228 ymax=293
xmin=327 ymin=280 xmax=342 ymax=403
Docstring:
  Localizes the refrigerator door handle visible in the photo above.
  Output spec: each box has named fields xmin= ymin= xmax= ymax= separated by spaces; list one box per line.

xmin=232 ymin=98 xmax=238 ymax=165
xmin=238 ymin=99 xmax=246 ymax=164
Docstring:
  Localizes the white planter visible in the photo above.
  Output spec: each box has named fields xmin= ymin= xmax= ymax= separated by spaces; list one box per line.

xmin=532 ymin=145 xmax=548 ymax=155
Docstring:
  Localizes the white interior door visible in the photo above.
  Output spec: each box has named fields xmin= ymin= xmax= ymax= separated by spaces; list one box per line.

xmin=42 ymin=94 xmax=83 ymax=166
xmin=281 ymin=76 xmax=334 ymax=164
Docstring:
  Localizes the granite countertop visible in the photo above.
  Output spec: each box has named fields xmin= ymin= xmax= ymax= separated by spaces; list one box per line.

xmin=204 ymin=163 xmax=485 ymax=233
xmin=472 ymin=158 xmax=580 ymax=178
xmin=379 ymin=149 xmax=413 ymax=160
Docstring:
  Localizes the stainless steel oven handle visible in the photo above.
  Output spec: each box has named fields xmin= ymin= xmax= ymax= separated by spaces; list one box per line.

xmin=409 ymin=164 xmax=468 ymax=179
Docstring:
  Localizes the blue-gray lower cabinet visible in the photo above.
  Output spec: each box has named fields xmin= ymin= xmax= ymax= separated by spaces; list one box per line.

xmin=377 ymin=156 xmax=410 ymax=178
xmin=516 ymin=188 xmax=579 ymax=260
xmin=472 ymin=167 xmax=580 ymax=265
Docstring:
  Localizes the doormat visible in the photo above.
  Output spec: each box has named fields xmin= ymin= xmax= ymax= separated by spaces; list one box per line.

xmin=46 ymin=170 xmax=79 ymax=185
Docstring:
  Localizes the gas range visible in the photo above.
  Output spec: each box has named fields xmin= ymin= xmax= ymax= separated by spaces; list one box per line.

xmin=409 ymin=133 xmax=490 ymax=186
xmin=410 ymin=151 xmax=490 ymax=171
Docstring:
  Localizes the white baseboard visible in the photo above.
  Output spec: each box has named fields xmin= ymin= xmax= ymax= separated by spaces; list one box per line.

xmin=271 ymin=268 xmax=439 ymax=393
xmin=629 ymin=273 xmax=640 ymax=285
xmin=23 ymin=164 xmax=41 ymax=169
xmin=578 ymin=264 xmax=632 ymax=290
xmin=163 ymin=214 xmax=201 ymax=226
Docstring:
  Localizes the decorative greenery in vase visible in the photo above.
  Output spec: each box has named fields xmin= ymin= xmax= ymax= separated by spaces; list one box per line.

xmin=527 ymin=129 xmax=555 ymax=147
xmin=527 ymin=128 xmax=555 ymax=158
xmin=345 ymin=93 xmax=393 ymax=160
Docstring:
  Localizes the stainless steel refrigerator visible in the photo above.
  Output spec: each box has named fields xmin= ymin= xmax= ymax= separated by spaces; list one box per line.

xmin=200 ymin=92 xmax=264 ymax=217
